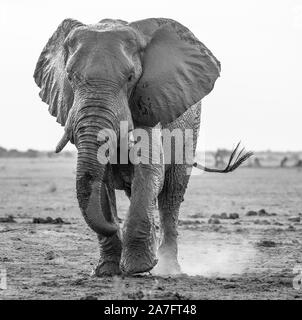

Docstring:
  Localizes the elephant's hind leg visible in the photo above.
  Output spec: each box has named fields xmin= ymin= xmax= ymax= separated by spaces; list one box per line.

xmin=93 ymin=182 xmax=122 ymax=277
xmin=156 ymin=164 xmax=190 ymax=275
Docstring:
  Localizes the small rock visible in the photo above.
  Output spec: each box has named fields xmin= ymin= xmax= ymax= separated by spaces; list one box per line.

xmin=0 ymin=215 xmax=16 ymax=223
xmin=257 ymin=240 xmax=277 ymax=247
xmin=288 ymin=216 xmax=300 ymax=223
xmin=258 ymin=209 xmax=268 ymax=216
xmin=10 ymin=236 xmax=21 ymax=241
xmin=33 ymin=218 xmax=44 ymax=224
xmin=55 ymin=217 xmax=67 ymax=224
xmin=156 ymin=286 xmax=165 ymax=291
xmin=208 ymin=218 xmax=220 ymax=224
xmin=32 ymin=217 xmax=70 ymax=224
xmin=223 ymin=284 xmax=237 ymax=289
xmin=72 ymin=279 xmax=85 ymax=286
xmin=171 ymin=292 xmax=188 ymax=300
xmin=220 ymin=213 xmax=228 ymax=219
xmin=80 ymin=295 xmax=98 ymax=300
xmin=179 ymin=219 xmax=202 ymax=226
xmin=274 ymin=221 xmax=283 ymax=226
xmin=288 ymin=225 xmax=296 ymax=231
xmin=229 ymin=213 xmax=239 ymax=220
xmin=189 ymin=214 xmax=203 ymax=219
xmin=45 ymin=251 xmax=55 ymax=260
xmin=246 ymin=210 xmax=258 ymax=217
xmin=0 ymin=257 xmax=11 ymax=262
xmin=128 ymin=290 xmax=145 ymax=300
xmin=256 ymin=210 xmax=276 ymax=217
xmin=211 ymin=213 xmax=234 ymax=219
xmin=212 ymin=225 xmax=222 ymax=232
xmin=254 ymin=219 xmax=271 ymax=225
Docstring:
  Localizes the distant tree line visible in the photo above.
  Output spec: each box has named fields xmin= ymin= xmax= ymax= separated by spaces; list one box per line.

xmin=1 ymin=145 xmax=301 ymax=167
xmin=208 ymin=149 xmax=302 ymax=168
xmin=0 ymin=146 xmax=74 ymax=158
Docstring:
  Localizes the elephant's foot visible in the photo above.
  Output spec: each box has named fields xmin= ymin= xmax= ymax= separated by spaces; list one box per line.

xmin=120 ymin=243 xmax=158 ymax=275
xmin=120 ymin=255 xmax=158 ymax=275
xmin=92 ymin=258 xmax=121 ymax=277
xmin=95 ymin=233 xmax=122 ymax=276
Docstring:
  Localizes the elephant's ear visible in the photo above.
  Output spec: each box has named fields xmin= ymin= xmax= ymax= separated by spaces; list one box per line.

xmin=34 ymin=19 xmax=83 ymax=126
xmin=130 ymin=19 xmax=221 ymax=126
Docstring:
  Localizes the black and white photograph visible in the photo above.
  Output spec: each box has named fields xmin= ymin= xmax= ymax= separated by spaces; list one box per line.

xmin=0 ymin=0 xmax=301 ymax=302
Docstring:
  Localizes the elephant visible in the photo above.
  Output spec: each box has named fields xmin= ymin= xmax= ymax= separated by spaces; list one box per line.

xmin=34 ymin=18 xmax=251 ymax=276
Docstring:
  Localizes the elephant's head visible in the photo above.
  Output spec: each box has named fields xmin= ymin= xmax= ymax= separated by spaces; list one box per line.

xmin=34 ymin=18 xmax=220 ymax=237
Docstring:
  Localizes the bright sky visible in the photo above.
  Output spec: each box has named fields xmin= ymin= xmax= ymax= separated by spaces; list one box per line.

xmin=0 ymin=0 xmax=301 ymax=151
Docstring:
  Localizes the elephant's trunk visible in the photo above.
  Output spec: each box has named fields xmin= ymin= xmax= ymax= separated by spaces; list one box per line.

xmin=75 ymin=101 xmax=118 ymax=237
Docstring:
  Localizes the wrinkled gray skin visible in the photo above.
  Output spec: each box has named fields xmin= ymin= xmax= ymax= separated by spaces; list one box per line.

xmin=34 ymin=18 xmax=220 ymax=276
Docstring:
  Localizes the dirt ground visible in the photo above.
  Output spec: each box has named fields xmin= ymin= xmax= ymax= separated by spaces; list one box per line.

xmin=0 ymin=158 xmax=302 ymax=300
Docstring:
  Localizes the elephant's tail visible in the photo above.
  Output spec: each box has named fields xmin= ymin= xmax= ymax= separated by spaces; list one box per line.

xmin=193 ymin=142 xmax=253 ymax=173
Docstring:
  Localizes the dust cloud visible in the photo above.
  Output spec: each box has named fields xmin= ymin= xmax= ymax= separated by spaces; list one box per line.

xmin=178 ymin=235 xmax=258 ymax=277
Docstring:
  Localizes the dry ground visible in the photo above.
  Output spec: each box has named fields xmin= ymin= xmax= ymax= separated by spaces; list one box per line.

xmin=0 ymin=158 xmax=302 ymax=300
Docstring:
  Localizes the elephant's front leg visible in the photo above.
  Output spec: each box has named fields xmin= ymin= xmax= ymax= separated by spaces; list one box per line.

xmin=93 ymin=183 xmax=122 ymax=276
xmin=120 ymin=162 xmax=164 ymax=274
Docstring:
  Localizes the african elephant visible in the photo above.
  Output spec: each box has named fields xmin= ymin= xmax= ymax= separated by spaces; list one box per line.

xmin=34 ymin=18 xmax=247 ymax=276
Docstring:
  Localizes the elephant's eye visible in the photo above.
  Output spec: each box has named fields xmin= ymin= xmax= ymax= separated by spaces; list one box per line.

xmin=128 ymin=74 xmax=133 ymax=82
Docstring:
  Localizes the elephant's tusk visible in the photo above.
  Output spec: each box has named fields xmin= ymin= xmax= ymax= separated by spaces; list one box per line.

xmin=55 ymin=132 xmax=70 ymax=153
